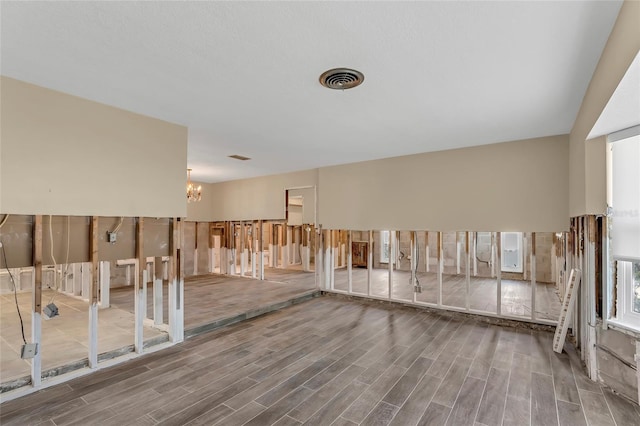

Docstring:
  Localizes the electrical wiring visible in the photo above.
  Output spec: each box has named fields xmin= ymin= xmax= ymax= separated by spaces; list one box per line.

xmin=110 ymin=217 xmax=124 ymax=234
xmin=1 ymin=241 xmax=27 ymax=345
xmin=474 ymin=232 xmax=491 ymax=265
xmin=47 ymin=216 xmax=71 ymax=305
xmin=0 ymin=214 xmax=9 ymax=229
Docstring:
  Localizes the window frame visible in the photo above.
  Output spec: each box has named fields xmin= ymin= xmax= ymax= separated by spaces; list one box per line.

xmin=613 ymin=260 xmax=640 ymax=331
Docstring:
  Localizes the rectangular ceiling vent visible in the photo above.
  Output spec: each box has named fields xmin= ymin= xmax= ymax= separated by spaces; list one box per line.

xmin=228 ymin=154 xmax=251 ymax=161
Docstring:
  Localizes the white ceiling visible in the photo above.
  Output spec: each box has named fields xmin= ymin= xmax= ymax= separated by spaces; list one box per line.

xmin=1 ymin=1 xmax=623 ymax=183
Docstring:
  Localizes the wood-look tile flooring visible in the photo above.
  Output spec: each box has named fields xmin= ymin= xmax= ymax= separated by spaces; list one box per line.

xmin=2 ymin=274 xmax=316 ymax=386
xmin=2 ymin=296 xmax=638 ymax=426
xmin=334 ymin=269 xmax=562 ymax=321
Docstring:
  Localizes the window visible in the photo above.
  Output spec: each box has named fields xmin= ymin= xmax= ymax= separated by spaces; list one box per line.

xmin=609 ymin=132 xmax=640 ymax=330
xmin=616 ymin=261 xmax=640 ymax=329
xmin=501 ymin=232 xmax=523 ymax=273
xmin=380 ymin=231 xmax=390 ymax=264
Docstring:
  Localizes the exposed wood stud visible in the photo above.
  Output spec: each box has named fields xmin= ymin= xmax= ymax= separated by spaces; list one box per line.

xmin=90 ymin=216 xmax=99 ymax=304
xmin=134 ymin=217 xmax=145 ymax=353
xmin=31 ymin=215 xmax=43 ymax=387
xmin=465 ymin=231 xmax=470 ymax=311
xmin=89 ymin=216 xmax=99 ymax=368
xmin=367 ymin=230 xmax=373 ymax=296
xmin=496 ymin=231 xmax=502 ymax=316
xmin=531 ymin=232 xmax=537 ymax=321
xmin=437 ymin=231 xmax=443 ymax=306
xmin=347 ymin=230 xmax=353 ymax=293
xmin=32 ymin=215 xmax=43 ymax=314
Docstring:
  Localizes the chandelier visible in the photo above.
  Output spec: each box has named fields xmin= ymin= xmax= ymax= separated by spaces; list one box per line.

xmin=186 ymin=168 xmax=202 ymax=203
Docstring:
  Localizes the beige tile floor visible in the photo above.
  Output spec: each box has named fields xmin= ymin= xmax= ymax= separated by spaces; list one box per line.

xmin=1 ymin=289 xmax=166 ymax=384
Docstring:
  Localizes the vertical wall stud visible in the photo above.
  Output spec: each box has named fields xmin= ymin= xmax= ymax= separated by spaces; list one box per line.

xmin=347 ymin=230 xmax=353 ymax=293
xmin=31 ymin=215 xmax=43 ymax=386
xmin=496 ymin=232 xmax=502 ymax=316
xmin=456 ymin=232 xmax=461 ymax=275
xmin=135 ymin=217 xmax=144 ymax=353
xmin=465 ymin=231 xmax=471 ymax=311
xmin=388 ymin=231 xmax=394 ymax=299
xmin=367 ymin=230 xmax=373 ymax=296
xmin=154 ymin=256 xmax=163 ymax=326
xmin=240 ymin=221 xmax=246 ymax=276
xmin=531 ymin=233 xmax=537 ymax=321
xmin=411 ymin=231 xmax=417 ymax=303
xmin=425 ymin=231 xmax=430 ymax=273
xmin=316 ymin=225 xmax=323 ymax=290
xmin=193 ymin=222 xmax=198 ymax=275
xmin=259 ymin=220 xmax=265 ymax=280
xmin=473 ymin=232 xmax=478 ymax=276
xmin=586 ymin=215 xmax=598 ymax=379
xmin=437 ymin=231 xmax=443 ymax=307
xmin=324 ymin=230 xmax=331 ymax=290
xmin=99 ymin=261 xmax=110 ymax=309
xmin=88 ymin=216 xmax=99 ymax=368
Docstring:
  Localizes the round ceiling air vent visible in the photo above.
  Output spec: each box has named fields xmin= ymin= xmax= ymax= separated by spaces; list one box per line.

xmin=319 ymin=68 xmax=364 ymax=90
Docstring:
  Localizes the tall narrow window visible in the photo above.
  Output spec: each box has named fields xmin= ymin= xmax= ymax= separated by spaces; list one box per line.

xmin=610 ymin=132 xmax=640 ymax=330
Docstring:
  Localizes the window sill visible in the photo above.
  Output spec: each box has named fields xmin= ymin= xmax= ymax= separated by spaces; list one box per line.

xmin=606 ymin=319 xmax=640 ymax=339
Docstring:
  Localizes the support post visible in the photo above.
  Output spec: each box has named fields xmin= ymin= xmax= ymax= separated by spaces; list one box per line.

xmin=135 ymin=217 xmax=144 ymax=353
xmin=31 ymin=215 xmax=43 ymax=387
xmin=88 ymin=216 xmax=99 ymax=368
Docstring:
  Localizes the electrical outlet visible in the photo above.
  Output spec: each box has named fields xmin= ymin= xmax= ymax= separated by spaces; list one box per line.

xmin=43 ymin=302 xmax=59 ymax=318
xmin=21 ymin=343 xmax=38 ymax=359
xmin=107 ymin=232 xmax=117 ymax=243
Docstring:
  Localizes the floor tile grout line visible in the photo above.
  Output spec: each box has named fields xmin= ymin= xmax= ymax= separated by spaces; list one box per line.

xmin=599 ymin=385 xmax=620 ymax=426
xmin=343 ymin=361 xmax=406 ymax=424
xmin=549 ymin=350 xmax=561 ymax=426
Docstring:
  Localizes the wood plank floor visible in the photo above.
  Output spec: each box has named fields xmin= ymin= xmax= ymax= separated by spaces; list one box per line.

xmin=2 ymin=296 xmax=637 ymax=426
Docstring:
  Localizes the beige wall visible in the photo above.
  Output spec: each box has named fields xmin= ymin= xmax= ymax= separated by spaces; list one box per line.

xmin=188 ymin=169 xmax=318 ymax=222
xmin=319 ymin=135 xmax=569 ymax=232
xmin=0 ymin=77 xmax=188 ymax=218
xmin=569 ymin=1 xmax=640 ymax=217
xmin=288 ymin=187 xmax=316 ymax=224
